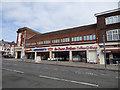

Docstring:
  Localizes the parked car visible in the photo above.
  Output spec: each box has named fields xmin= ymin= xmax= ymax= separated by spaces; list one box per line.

xmin=3 ymin=54 xmax=15 ymax=58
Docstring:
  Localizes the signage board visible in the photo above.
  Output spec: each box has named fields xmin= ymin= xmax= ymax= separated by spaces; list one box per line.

xmin=35 ymin=56 xmax=41 ymax=63
xmin=34 ymin=48 xmax=47 ymax=51
xmin=55 ymin=46 xmax=97 ymax=51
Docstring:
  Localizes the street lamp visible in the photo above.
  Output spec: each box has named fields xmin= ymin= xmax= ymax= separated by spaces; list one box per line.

xmin=103 ymin=35 xmax=107 ymax=69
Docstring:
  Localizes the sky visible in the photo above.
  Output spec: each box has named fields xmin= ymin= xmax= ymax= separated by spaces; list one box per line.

xmin=0 ymin=0 xmax=119 ymax=42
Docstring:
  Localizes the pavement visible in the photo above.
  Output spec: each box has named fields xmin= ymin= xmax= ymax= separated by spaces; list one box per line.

xmin=3 ymin=58 xmax=119 ymax=71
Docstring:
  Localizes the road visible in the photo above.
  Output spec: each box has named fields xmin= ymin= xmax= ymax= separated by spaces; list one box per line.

xmin=2 ymin=59 xmax=119 ymax=88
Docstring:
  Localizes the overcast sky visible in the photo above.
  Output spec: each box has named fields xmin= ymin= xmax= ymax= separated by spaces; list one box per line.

xmin=1 ymin=0 xmax=119 ymax=42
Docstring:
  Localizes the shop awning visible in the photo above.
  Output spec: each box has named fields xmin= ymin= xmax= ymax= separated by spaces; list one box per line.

xmin=102 ymin=49 xmax=120 ymax=53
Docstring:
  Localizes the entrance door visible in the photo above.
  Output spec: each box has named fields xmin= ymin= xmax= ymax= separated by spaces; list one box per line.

xmin=88 ymin=50 xmax=97 ymax=63
xmin=17 ymin=52 xmax=21 ymax=59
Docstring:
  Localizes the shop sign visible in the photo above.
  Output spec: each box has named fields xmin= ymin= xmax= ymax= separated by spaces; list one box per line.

xmin=55 ymin=46 xmax=97 ymax=51
xmin=24 ymin=49 xmax=32 ymax=52
xmin=34 ymin=48 xmax=47 ymax=51
xmin=48 ymin=48 xmax=53 ymax=50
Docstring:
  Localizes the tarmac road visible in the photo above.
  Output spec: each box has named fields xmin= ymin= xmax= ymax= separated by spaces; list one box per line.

xmin=2 ymin=59 xmax=119 ymax=88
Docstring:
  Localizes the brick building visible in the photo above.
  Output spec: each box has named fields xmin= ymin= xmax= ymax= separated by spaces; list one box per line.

xmin=15 ymin=8 xmax=120 ymax=64
xmin=95 ymin=8 xmax=120 ymax=64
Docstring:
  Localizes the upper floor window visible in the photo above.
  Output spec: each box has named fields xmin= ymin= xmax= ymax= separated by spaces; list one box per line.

xmin=93 ymin=34 xmax=96 ymax=40
xmin=52 ymin=39 xmax=60 ymax=44
xmin=84 ymin=34 xmax=96 ymax=41
xmin=90 ymin=35 xmax=92 ymax=40
xmin=87 ymin=35 xmax=90 ymax=40
xmin=37 ymin=41 xmax=43 ymax=45
xmin=84 ymin=36 xmax=86 ymax=41
xmin=72 ymin=36 xmax=82 ymax=42
xmin=31 ymin=42 xmax=36 ymax=45
xmin=26 ymin=42 xmax=30 ymax=46
xmin=106 ymin=29 xmax=120 ymax=41
xmin=105 ymin=15 xmax=120 ymax=25
xmin=37 ymin=41 xmax=42 ymax=45
xmin=61 ymin=37 xmax=70 ymax=43
xmin=44 ymin=40 xmax=50 ymax=44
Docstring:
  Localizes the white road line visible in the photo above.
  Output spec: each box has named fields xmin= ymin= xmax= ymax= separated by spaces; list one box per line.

xmin=39 ymin=75 xmax=99 ymax=87
xmin=2 ymin=68 xmax=24 ymax=74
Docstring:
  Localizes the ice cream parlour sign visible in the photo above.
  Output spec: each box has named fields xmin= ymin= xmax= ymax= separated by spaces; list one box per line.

xmin=55 ymin=46 xmax=97 ymax=51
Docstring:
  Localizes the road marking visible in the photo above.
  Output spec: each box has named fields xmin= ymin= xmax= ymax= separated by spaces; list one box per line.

xmin=2 ymin=68 xmax=24 ymax=74
xmin=39 ymin=75 xmax=99 ymax=87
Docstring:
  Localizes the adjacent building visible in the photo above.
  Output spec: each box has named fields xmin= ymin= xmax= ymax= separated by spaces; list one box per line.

xmin=95 ymin=8 xmax=120 ymax=64
xmin=15 ymin=8 xmax=120 ymax=64
xmin=0 ymin=40 xmax=16 ymax=56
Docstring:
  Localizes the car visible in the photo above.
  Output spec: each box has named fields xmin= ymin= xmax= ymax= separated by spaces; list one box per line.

xmin=3 ymin=54 xmax=15 ymax=58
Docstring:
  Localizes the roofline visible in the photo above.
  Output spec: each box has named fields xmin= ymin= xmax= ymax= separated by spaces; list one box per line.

xmin=17 ymin=27 xmax=40 ymax=34
xmin=39 ymin=23 xmax=97 ymax=35
xmin=0 ymin=40 xmax=16 ymax=45
xmin=95 ymin=8 xmax=120 ymax=17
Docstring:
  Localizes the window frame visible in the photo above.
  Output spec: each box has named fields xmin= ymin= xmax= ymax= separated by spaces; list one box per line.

xmin=106 ymin=29 xmax=120 ymax=41
xmin=26 ymin=42 xmax=30 ymax=46
xmin=105 ymin=15 xmax=120 ymax=25
xmin=84 ymin=35 xmax=86 ymax=41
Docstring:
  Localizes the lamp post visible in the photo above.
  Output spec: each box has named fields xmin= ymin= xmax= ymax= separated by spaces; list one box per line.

xmin=103 ymin=35 xmax=107 ymax=69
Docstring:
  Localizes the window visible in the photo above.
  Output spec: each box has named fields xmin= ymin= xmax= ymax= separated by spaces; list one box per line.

xmin=107 ymin=31 xmax=112 ymax=41
xmin=76 ymin=36 xmax=79 ymax=41
xmin=119 ymin=30 xmax=120 ymax=40
xmin=106 ymin=29 xmax=120 ymax=41
xmin=37 ymin=41 xmax=43 ymax=45
xmin=68 ymin=38 xmax=70 ymax=42
xmin=105 ymin=15 xmax=120 ymax=25
xmin=105 ymin=18 xmax=109 ymax=24
xmin=61 ymin=39 xmax=63 ymax=42
xmin=61 ymin=37 xmax=70 ymax=43
xmin=44 ymin=40 xmax=50 ymax=44
xmin=63 ymin=38 xmax=65 ymax=42
xmin=31 ymin=42 xmax=36 ymax=45
xmin=93 ymin=34 xmax=96 ymax=40
xmin=80 ymin=36 xmax=82 ymax=41
xmin=114 ymin=16 xmax=118 ymax=23
xmin=87 ymin=35 xmax=89 ymax=40
xmin=113 ymin=30 xmax=118 ymax=40
xmin=26 ymin=43 xmax=30 ymax=46
xmin=74 ymin=37 xmax=76 ymax=41
xmin=72 ymin=36 xmax=82 ymax=42
xmin=109 ymin=17 xmax=113 ymax=24
xmin=84 ymin=36 xmax=86 ymax=40
xmin=118 ymin=15 xmax=120 ymax=22
xmin=71 ymin=37 xmax=73 ymax=41
xmin=90 ymin=35 xmax=92 ymax=40
xmin=52 ymin=39 xmax=60 ymax=43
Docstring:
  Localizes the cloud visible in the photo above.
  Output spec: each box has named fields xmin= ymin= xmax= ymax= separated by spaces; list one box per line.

xmin=1 ymin=2 xmax=118 ymax=42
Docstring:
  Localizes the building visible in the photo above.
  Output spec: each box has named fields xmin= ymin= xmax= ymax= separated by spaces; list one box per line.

xmin=15 ymin=8 xmax=120 ymax=64
xmin=0 ymin=40 xmax=16 ymax=56
xmin=95 ymin=8 xmax=120 ymax=64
